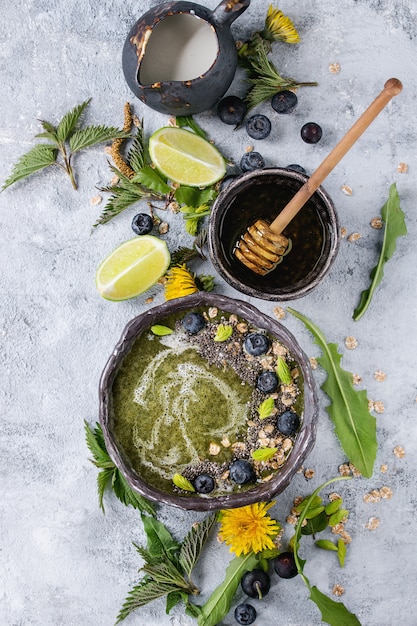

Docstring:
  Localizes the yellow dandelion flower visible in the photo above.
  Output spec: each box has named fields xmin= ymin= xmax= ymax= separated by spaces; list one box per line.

xmin=263 ymin=6 xmax=300 ymax=44
xmin=164 ymin=264 xmax=199 ymax=301
xmin=218 ymin=501 xmax=281 ymax=557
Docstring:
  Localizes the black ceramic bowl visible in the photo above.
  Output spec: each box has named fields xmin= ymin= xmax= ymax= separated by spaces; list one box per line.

xmin=208 ymin=168 xmax=340 ymax=301
xmin=99 ymin=293 xmax=318 ymax=511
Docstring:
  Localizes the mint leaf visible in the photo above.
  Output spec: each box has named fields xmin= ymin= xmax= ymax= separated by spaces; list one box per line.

xmin=288 ymin=308 xmax=377 ymax=478
xmin=353 ymin=183 xmax=407 ymax=320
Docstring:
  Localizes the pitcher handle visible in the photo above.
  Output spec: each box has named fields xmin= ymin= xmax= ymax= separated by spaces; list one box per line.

xmin=212 ymin=0 xmax=250 ymax=27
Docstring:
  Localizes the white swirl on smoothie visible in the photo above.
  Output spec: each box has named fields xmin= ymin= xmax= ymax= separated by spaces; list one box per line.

xmin=132 ymin=344 xmax=248 ymax=480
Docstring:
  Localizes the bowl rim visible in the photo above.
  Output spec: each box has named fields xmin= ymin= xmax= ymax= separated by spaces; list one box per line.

xmin=99 ymin=292 xmax=318 ymax=511
xmin=208 ymin=167 xmax=340 ymax=301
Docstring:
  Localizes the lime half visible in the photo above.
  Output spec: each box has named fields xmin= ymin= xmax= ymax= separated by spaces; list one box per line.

xmin=149 ymin=126 xmax=226 ymax=187
xmin=96 ymin=235 xmax=170 ymax=301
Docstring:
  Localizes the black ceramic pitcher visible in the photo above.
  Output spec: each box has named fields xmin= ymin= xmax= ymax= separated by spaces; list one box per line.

xmin=122 ymin=0 xmax=250 ymax=116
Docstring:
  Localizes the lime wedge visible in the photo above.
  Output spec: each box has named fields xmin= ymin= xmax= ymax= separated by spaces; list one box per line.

xmin=149 ymin=127 xmax=226 ymax=187
xmin=96 ymin=235 xmax=170 ymax=301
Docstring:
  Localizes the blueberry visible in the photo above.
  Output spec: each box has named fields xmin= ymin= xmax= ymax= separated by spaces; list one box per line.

xmin=256 ymin=371 xmax=278 ymax=393
xmin=301 ymin=122 xmax=322 ymax=144
xmin=241 ymin=568 xmax=271 ymax=599
xmin=277 ymin=410 xmax=300 ymax=436
xmin=181 ymin=312 xmax=206 ymax=335
xmin=194 ymin=474 xmax=215 ymax=494
xmin=234 ymin=603 xmax=257 ymax=625
xmin=240 ymin=151 xmax=265 ymax=172
xmin=246 ymin=114 xmax=271 ymax=140
xmin=271 ymin=90 xmax=298 ymax=114
xmin=286 ymin=164 xmax=307 ymax=175
xmin=131 ymin=213 xmax=154 ymax=235
xmin=229 ymin=459 xmax=255 ymax=485
xmin=272 ymin=551 xmax=298 ymax=578
xmin=244 ymin=332 xmax=270 ymax=356
xmin=217 ymin=95 xmax=247 ymax=125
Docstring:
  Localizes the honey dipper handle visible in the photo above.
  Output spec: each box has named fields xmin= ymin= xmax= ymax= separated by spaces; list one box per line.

xmin=269 ymin=78 xmax=403 ymax=235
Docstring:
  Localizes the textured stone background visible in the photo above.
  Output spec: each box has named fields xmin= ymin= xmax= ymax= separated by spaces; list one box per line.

xmin=1 ymin=1 xmax=416 ymax=625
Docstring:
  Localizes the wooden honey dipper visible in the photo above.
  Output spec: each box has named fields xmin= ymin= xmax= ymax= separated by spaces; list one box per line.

xmin=234 ymin=78 xmax=403 ymax=275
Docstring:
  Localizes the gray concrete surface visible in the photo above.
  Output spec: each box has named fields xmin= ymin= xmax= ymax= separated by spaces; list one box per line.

xmin=1 ymin=1 xmax=416 ymax=625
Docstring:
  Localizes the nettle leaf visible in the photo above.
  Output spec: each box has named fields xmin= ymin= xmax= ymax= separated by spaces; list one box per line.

xmin=2 ymin=144 xmax=58 ymax=190
xmin=353 ymin=183 xmax=407 ymax=321
xmin=288 ymin=308 xmax=377 ymax=478
xmin=128 ymin=130 xmax=146 ymax=172
xmin=179 ymin=513 xmax=217 ymax=577
xmin=56 ymin=98 xmax=91 ymax=143
xmin=132 ymin=165 xmax=172 ymax=195
xmin=112 ymin=471 xmax=156 ymax=515
xmin=84 ymin=420 xmax=113 ymax=467
xmin=257 ymin=397 xmax=275 ymax=419
xmin=116 ymin=578 xmax=175 ymax=623
xmin=69 ymin=125 xmax=129 ymax=152
xmin=197 ymin=552 xmax=259 ymax=626
xmin=97 ymin=467 xmax=115 ymax=511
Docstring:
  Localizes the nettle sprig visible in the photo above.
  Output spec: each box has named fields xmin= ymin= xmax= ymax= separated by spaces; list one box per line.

xmin=116 ymin=513 xmax=217 ymax=623
xmin=2 ymin=99 xmax=130 ymax=191
xmin=96 ymin=110 xmax=219 ymax=236
xmin=84 ymin=421 xmax=155 ymax=516
xmin=245 ymin=43 xmax=318 ymax=110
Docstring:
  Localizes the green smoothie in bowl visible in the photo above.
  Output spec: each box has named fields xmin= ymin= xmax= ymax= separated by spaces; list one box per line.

xmin=99 ymin=294 xmax=318 ymax=511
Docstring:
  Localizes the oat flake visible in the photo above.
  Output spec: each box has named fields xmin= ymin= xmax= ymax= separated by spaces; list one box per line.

xmin=348 ymin=232 xmax=361 ymax=242
xmin=374 ymin=370 xmax=386 ymax=382
xmin=397 ymin=162 xmax=408 ymax=173
xmin=340 ymin=227 xmax=347 ymax=238
xmin=393 ymin=445 xmax=405 ymax=458
xmin=365 ymin=517 xmax=380 ymax=531
xmin=352 ymin=373 xmax=362 ymax=385
xmin=370 ymin=217 xmax=383 ymax=229
xmin=332 ymin=584 xmax=345 ymax=597
xmin=329 ymin=62 xmax=341 ymax=74
xmin=90 ymin=195 xmax=102 ymax=205
xmin=273 ymin=306 xmax=285 ymax=320
xmin=380 ymin=464 xmax=388 ymax=473
xmin=342 ymin=185 xmax=353 ymax=196
xmin=345 ymin=336 xmax=358 ymax=350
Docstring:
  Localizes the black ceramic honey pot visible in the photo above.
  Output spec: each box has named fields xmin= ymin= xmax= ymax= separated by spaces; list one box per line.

xmin=122 ymin=0 xmax=250 ymax=116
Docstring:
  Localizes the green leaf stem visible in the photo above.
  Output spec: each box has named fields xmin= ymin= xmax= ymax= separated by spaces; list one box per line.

xmin=353 ymin=183 xmax=407 ymax=320
xmin=293 ymin=476 xmax=361 ymax=626
xmin=288 ymin=309 xmax=377 ymax=478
